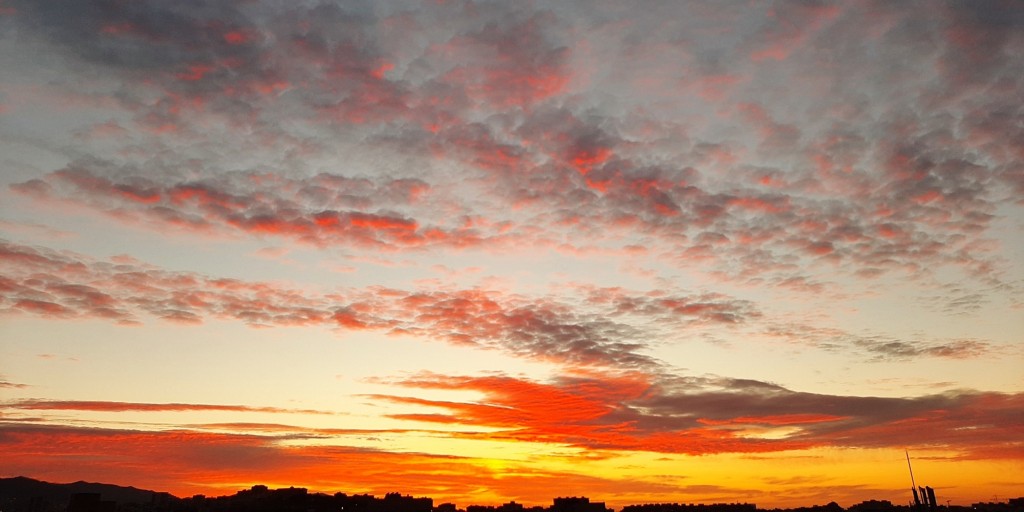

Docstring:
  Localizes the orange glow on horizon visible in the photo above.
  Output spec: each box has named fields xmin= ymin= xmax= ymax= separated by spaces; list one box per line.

xmin=1 ymin=424 xmax=1019 ymax=508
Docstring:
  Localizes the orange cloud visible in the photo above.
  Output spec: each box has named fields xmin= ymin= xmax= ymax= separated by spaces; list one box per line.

xmin=0 ymin=423 xmax=684 ymax=507
xmin=372 ymin=372 xmax=1024 ymax=460
xmin=374 ymin=373 xmax=811 ymax=455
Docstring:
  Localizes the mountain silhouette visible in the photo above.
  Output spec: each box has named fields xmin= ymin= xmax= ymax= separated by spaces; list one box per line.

xmin=0 ymin=476 xmax=174 ymax=511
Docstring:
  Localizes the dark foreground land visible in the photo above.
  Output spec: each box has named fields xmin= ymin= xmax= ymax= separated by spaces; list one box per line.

xmin=2 ymin=477 xmax=1021 ymax=512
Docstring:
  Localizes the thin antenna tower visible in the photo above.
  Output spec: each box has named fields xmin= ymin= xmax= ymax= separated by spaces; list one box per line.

xmin=907 ymin=450 xmax=922 ymax=507
xmin=906 ymin=450 xmax=917 ymax=490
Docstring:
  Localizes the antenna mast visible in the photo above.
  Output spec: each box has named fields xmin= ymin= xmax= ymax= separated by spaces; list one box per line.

xmin=906 ymin=450 xmax=922 ymax=507
xmin=906 ymin=450 xmax=917 ymax=490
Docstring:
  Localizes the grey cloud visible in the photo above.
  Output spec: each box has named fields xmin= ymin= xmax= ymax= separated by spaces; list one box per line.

xmin=6 ymin=0 xmax=1021 ymax=298
xmin=766 ymin=323 xmax=993 ymax=362
xmin=1 ymin=239 xmax=760 ymax=370
xmin=0 ymin=376 xmax=28 ymax=389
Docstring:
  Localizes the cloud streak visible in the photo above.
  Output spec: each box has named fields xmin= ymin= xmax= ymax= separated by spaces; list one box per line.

xmin=3 ymin=400 xmax=333 ymax=415
xmin=375 ymin=372 xmax=1024 ymax=460
xmin=3 ymin=238 xmax=987 ymax=367
xmin=2 ymin=239 xmax=764 ymax=369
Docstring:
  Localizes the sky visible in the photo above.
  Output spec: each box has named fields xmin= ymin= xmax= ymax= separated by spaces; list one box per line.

xmin=1 ymin=0 xmax=1023 ymax=508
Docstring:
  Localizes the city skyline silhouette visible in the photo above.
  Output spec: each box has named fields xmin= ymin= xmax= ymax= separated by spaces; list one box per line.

xmin=3 ymin=476 xmax=1023 ymax=512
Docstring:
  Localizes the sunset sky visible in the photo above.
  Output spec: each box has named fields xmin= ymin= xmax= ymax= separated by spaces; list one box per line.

xmin=1 ymin=0 xmax=1023 ymax=508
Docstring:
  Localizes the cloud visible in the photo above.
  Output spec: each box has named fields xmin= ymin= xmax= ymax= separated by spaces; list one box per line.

xmin=3 ymin=238 xmax=994 ymax=368
xmin=10 ymin=164 xmax=470 ymax=250
xmin=934 ymin=1 xmax=1024 ymax=90
xmin=14 ymin=105 xmax=1014 ymax=297
xmin=0 ymin=220 xmax=75 ymax=240
xmin=2 ymin=400 xmax=333 ymax=415
xmin=374 ymin=371 xmax=1024 ymax=460
xmin=763 ymin=323 xmax=993 ymax=362
xmin=744 ymin=2 xmax=841 ymax=63
xmin=6 ymin=0 xmax=1019 ymax=298
xmin=0 ymin=239 xmax=761 ymax=370
xmin=0 ymin=422 xmax=694 ymax=506
xmin=430 ymin=11 xmax=571 ymax=109
xmin=850 ymin=337 xmax=990 ymax=361
xmin=0 ymin=376 xmax=28 ymax=389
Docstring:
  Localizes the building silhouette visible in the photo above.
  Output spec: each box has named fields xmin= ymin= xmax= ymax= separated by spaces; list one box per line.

xmin=622 ymin=503 xmax=757 ymax=512
xmin=67 ymin=493 xmax=116 ymax=512
xmin=552 ymin=497 xmax=608 ymax=512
